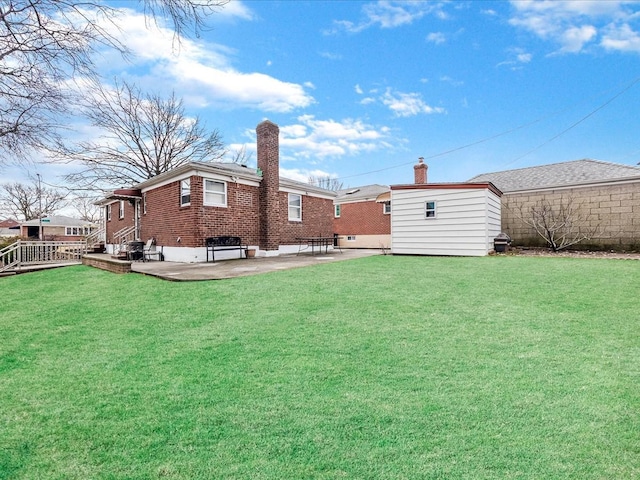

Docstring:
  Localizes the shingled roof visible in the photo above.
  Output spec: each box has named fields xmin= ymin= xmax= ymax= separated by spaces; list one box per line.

xmin=335 ymin=184 xmax=389 ymax=202
xmin=467 ymin=159 xmax=640 ymax=193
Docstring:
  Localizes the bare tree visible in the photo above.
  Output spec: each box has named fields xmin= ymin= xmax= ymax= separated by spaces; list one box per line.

xmin=69 ymin=195 xmax=101 ymax=223
xmin=309 ymin=175 xmax=344 ymax=191
xmin=51 ymin=80 xmax=225 ymax=189
xmin=0 ymin=179 xmax=68 ymax=221
xmin=0 ymin=0 xmax=228 ymax=161
xmin=516 ymin=196 xmax=605 ymax=251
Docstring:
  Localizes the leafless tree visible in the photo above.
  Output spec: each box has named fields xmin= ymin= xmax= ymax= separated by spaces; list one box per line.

xmin=50 ymin=80 xmax=225 ymax=189
xmin=516 ymin=196 xmax=604 ymax=251
xmin=0 ymin=179 xmax=68 ymax=221
xmin=309 ymin=175 xmax=344 ymax=191
xmin=0 ymin=0 xmax=228 ymax=161
xmin=69 ymin=195 xmax=101 ymax=223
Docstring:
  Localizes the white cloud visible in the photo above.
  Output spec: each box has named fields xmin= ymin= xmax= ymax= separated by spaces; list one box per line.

xmin=426 ymin=32 xmax=446 ymax=45
xmin=508 ymin=0 xmax=640 ymax=54
xmin=277 ymin=115 xmax=393 ymax=160
xmin=327 ymin=0 xmax=447 ymax=34
xmin=381 ymin=89 xmax=445 ymax=117
xmin=602 ymin=23 xmax=640 ymax=52
xmin=355 ymin=84 xmax=364 ymax=94
xmin=280 ymin=168 xmax=336 ymax=183
xmin=95 ymin=8 xmax=314 ymax=113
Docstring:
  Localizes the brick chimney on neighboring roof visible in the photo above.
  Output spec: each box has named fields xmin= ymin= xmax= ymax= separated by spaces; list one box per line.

xmin=414 ymin=157 xmax=428 ymax=184
xmin=257 ymin=120 xmax=280 ymax=252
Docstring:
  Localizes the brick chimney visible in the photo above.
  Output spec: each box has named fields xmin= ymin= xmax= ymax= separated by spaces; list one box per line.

xmin=414 ymin=157 xmax=428 ymax=184
xmin=257 ymin=120 xmax=280 ymax=251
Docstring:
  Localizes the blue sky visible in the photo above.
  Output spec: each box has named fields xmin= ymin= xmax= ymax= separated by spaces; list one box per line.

xmin=10 ymin=0 xmax=640 ymax=190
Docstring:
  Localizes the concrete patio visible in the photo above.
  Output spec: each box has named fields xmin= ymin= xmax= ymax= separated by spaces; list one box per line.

xmin=129 ymin=248 xmax=381 ymax=281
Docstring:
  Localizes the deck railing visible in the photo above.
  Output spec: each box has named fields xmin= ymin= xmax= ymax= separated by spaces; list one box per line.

xmin=0 ymin=240 xmax=88 ymax=273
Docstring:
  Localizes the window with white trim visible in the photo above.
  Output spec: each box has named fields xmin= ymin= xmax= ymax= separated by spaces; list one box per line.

xmin=119 ymin=200 xmax=125 ymax=219
xmin=203 ymin=179 xmax=227 ymax=206
xmin=334 ymin=204 xmax=341 ymax=218
xmin=347 ymin=235 xmax=356 ymax=241
xmin=106 ymin=204 xmax=111 ymax=221
xmin=383 ymin=201 xmax=391 ymax=214
xmin=425 ymin=201 xmax=436 ymax=218
xmin=288 ymin=193 xmax=302 ymax=221
xmin=180 ymin=179 xmax=191 ymax=206
xmin=143 ymin=192 xmax=147 ymax=214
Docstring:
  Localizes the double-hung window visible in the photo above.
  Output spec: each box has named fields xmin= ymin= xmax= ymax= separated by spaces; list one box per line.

xmin=288 ymin=193 xmax=302 ymax=221
xmin=334 ymin=204 xmax=341 ymax=218
xmin=119 ymin=200 xmax=125 ymax=219
xmin=106 ymin=204 xmax=111 ymax=221
xmin=204 ymin=179 xmax=227 ymax=206
xmin=383 ymin=201 xmax=391 ymax=214
xmin=180 ymin=179 xmax=191 ymax=206
xmin=425 ymin=201 xmax=436 ymax=218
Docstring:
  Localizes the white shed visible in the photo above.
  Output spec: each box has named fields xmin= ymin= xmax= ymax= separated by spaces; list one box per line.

xmin=390 ymin=183 xmax=502 ymax=256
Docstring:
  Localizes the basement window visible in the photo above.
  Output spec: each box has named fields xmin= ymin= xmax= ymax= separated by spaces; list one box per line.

xmin=425 ymin=201 xmax=436 ymax=218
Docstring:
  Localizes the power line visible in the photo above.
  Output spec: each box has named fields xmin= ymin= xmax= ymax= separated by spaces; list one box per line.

xmin=332 ymin=75 xmax=640 ymax=183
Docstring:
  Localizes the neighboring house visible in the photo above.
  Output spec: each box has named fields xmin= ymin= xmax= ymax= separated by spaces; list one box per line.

xmin=333 ymin=184 xmax=391 ymax=249
xmin=468 ymin=159 xmax=640 ymax=249
xmin=0 ymin=219 xmax=20 ymax=238
xmin=18 ymin=216 xmax=96 ymax=241
xmin=390 ymin=159 xmax=502 ymax=257
xmin=97 ymin=120 xmax=336 ymax=262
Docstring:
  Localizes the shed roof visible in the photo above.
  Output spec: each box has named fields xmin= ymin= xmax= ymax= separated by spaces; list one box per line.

xmin=467 ymin=159 xmax=640 ymax=193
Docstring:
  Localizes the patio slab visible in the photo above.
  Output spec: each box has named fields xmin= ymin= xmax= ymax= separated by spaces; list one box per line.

xmin=129 ymin=249 xmax=381 ymax=281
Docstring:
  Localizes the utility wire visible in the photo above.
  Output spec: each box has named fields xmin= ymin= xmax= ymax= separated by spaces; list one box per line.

xmin=331 ymin=75 xmax=640 ymax=183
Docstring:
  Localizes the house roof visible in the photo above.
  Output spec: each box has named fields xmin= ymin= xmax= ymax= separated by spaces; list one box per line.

xmin=335 ymin=184 xmax=389 ymax=202
xmin=104 ymin=161 xmax=336 ymax=201
xmin=0 ymin=218 xmax=19 ymax=228
xmin=467 ymin=159 xmax=640 ymax=193
xmin=391 ymin=182 xmax=502 ymax=197
xmin=20 ymin=215 xmax=95 ymax=227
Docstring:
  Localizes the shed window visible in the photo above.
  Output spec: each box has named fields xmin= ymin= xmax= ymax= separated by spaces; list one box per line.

xmin=425 ymin=201 xmax=436 ymax=218
xmin=383 ymin=201 xmax=391 ymax=214
xmin=204 ymin=179 xmax=227 ymax=207
xmin=180 ymin=179 xmax=191 ymax=206
xmin=334 ymin=204 xmax=341 ymax=218
xmin=288 ymin=193 xmax=302 ymax=221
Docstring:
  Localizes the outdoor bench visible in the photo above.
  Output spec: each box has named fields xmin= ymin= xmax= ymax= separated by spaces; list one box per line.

xmin=205 ymin=236 xmax=247 ymax=262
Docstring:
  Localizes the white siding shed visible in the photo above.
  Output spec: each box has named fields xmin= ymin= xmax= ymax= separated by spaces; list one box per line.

xmin=390 ymin=183 xmax=502 ymax=256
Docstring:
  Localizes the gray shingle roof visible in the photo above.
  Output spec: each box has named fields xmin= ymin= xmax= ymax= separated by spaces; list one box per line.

xmin=20 ymin=215 xmax=94 ymax=227
xmin=335 ymin=184 xmax=389 ymax=202
xmin=467 ymin=159 xmax=640 ymax=193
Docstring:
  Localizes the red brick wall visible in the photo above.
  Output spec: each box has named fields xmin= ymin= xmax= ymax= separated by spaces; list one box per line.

xmin=140 ymin=176 xmax=261 ymax=248
xmin=141 ymin=179 xmax=198 ymax=247
xmin=279 ymin=192 xmax=334 ymax=244
xmin=333 ymin=201 xmax=390 ymax=235
xmin=105 ymin=200 xmax=136 ymax=243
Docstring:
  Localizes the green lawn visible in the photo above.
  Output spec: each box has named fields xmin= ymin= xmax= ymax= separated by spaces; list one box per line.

xmin=1 ymin=256 xmax=638 ymax=479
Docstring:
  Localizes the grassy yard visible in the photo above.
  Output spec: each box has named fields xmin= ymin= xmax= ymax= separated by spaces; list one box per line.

xmin=0 ymin=255 xmax=638 ymax=479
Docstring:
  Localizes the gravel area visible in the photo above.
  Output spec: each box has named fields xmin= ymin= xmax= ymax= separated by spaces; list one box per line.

xmin=505 ymin=247 xmax=640 ymax=260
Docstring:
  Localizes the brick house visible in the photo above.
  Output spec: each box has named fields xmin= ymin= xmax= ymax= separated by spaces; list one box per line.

xmin=98 ymin=120 xmax=336 ymax=262
xmin=333 ymin=184 xmax=391 ymax=249
xmin=468 ymin=159 xmax=640 ymax=250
